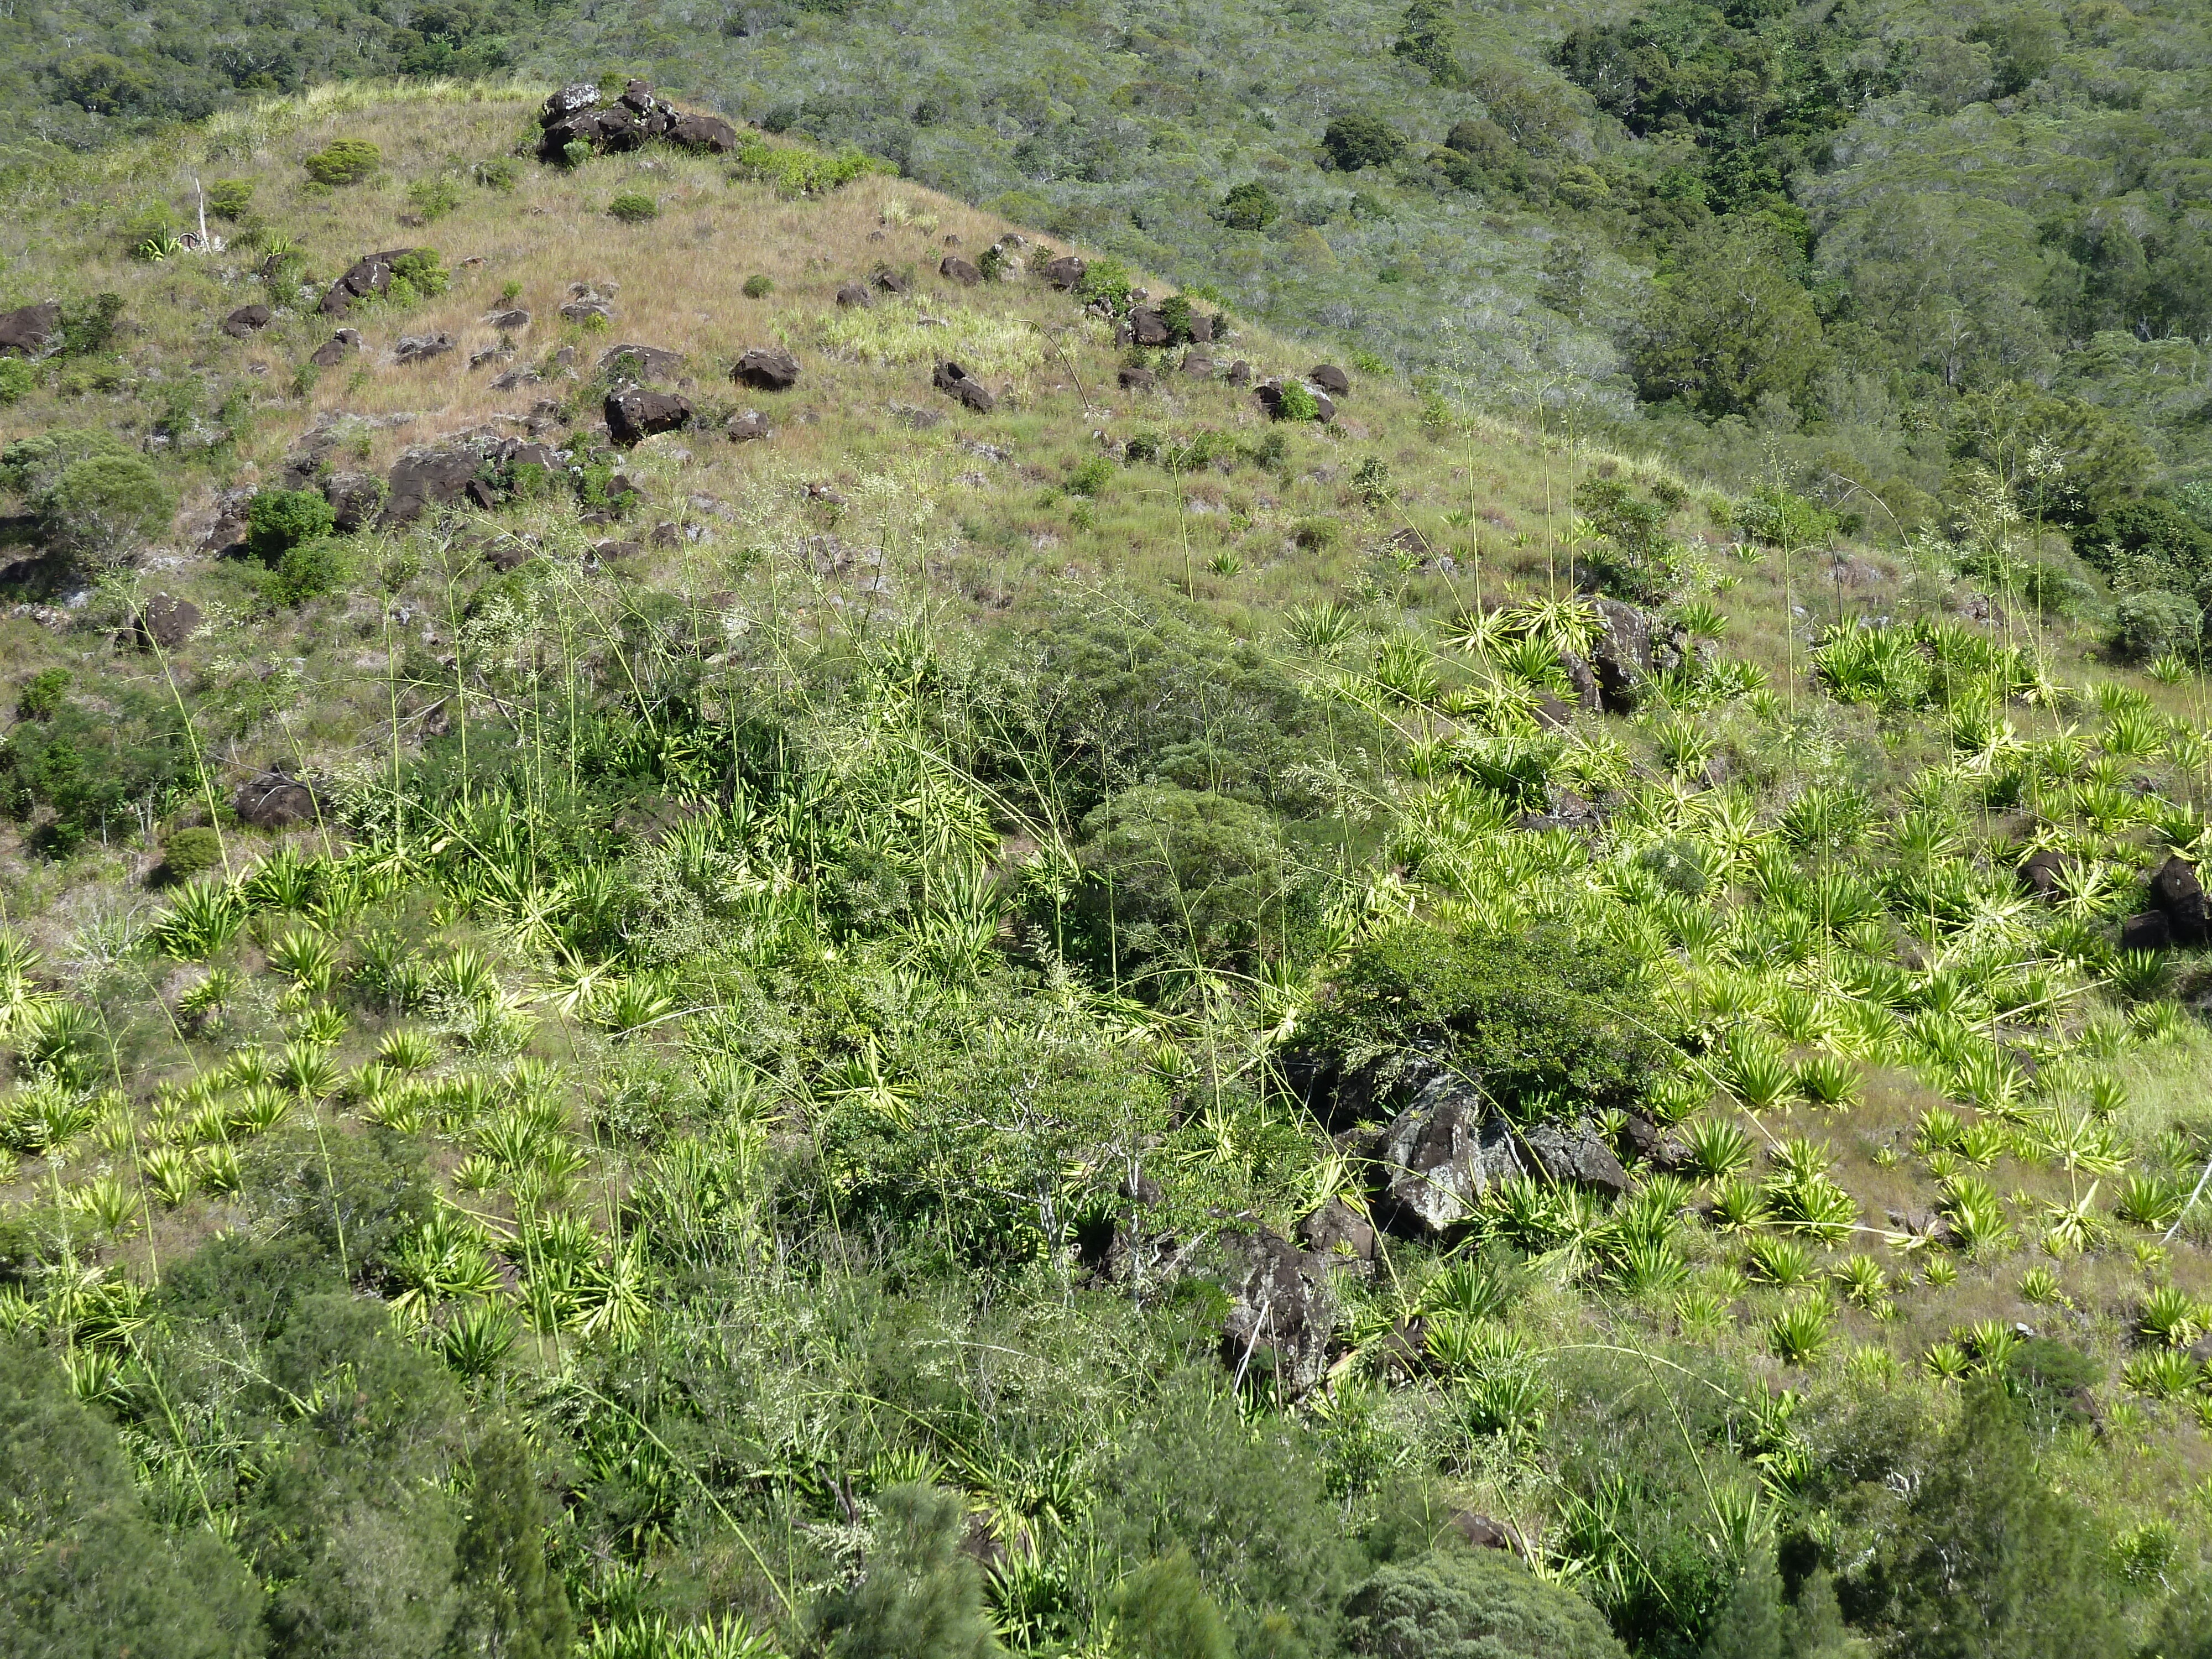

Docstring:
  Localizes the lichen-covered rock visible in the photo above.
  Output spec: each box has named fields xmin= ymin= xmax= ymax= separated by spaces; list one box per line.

xmin=133 ymin=593 xmax=199 ymax=651
xmin=1588 ymin=598 xmax=1655 ymax=711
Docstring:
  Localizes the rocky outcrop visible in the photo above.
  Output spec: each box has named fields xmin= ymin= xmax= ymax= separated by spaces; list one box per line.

xmin=319 ymin=248 xmax=421 ymax=317
xmin=606 ymin=387 xmax=691 ymax=446
xmin=726 ymin=410 xmax=771 ymax=443
xmin=382 ymin=445 xmax=488 ymax=526
xmin=835 ymin=281 xmax=873 ymax=309
xmin=1044 ymin=255 xmax=1087 ymax=289
xmin=1217 ymin=1226 xmax=1337 ymax=1398
xmin=537 ymin=80 xmax=737 ymax=162
xmin=483 ymin=307 xmax=530 ymax=331
xmin=220 ymin=304 xmax=272 ymax=338
xmin=1588 ymin=598 xmax=1653 ymax=711
xmin=0 ymin=300 xmax=61 ymax=357
xmin=940 ymin=255 xmax=982 ymax=286
xmin=234 ymin=771 xmax=319 ymax=828
xmin=1518 ymin=1117 xmax=1631 ymax=1194
xmin=933 ymin=359 xmax=995 ymax=413
xmin=2121 ymin=910 xmax=2172 ymax=952
xmin=1373 ymin=1065 xmax=1528 ymax=1235
xmin=1311 ymin=363 xmax=1351 ymax=396
xmin=734 ymin=346 xmax=799 ymax=390
xmin=1117 ymin=365 xmax=1156 ymax=392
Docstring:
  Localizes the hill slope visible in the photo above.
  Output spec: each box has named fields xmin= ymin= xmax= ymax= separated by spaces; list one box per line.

xmin=2 ymin=78 xmax=2212 ymax=1659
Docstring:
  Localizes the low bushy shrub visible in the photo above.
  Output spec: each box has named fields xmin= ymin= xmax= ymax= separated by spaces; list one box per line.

xmin=302 ymin=138 xmax=381 ymax=185
xmin=608 ymin=189 xmax=659 ymax=223
xmin=245 ymin=489 xmax=335 ymax=562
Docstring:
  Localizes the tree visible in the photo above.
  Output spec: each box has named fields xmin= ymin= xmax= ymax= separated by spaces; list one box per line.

xmin=1220 ymin=180 xmax=1281 ymax=231
xmin=1634 ymin=221 xmax=1825 ymax=418
xmin=0 ymin=1340 xmax=263 ymax=1659
xmin=1345 ymin=1549 xmax=1628 ymax=1657
xmin=247 ymin=488 xmax=336 ymax=561
xmin=1076 ymin=784 xmax=1294 ymax=977
xmin=448 ymin=1430 xmax=572 ymax=1659
xmin=811 ymin=1483 xmax=1000 ymax=1659
xmin=1322 ymin=114 xmax=1406 ymax=171
xmin=1865 ymin=1381 xmax=2120 ymax=1659
xmin=1113 ymin=1553 xmax=1233 ymax=1659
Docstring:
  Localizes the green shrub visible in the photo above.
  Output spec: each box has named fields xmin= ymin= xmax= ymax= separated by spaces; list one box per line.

xmin=2111 ymin=588 xmax=2198 ymax=662
xmin=0 ymin=359 xmax=33 ymax=405
xmin=1077 ymin=784 xmax=1295 ymax=973
xmin=405 ymin=176 xmax=462 ymax=221
xmin=1114 ymin=1553 xmax=1233 ymax=1659
xmin=475 ymin=156 xmax=519 ymax=190
xmin=1220 ymin=180 xmax=1281 ymax=229
xmin=1276 ymin=380 xmax=1321 ymax=421
xmin=1067 ymin=455 xmax=1114 ymax=497
xmin=206 ymin=178 xmax=255 ymax=221
xmin=267 ymin=536 xmax=351 ymax=606
xmin=810 ymin=1484 xmax=995 ymax=1658
xmin=608 ymin=189 xmax=659 ymax=223
xmin=246 ymin=488 xmax=336 ymax=562
xmin=160 ymin=826 xmax=223 ymax=881
xmin=1322 ymin=113 xmax=1407 ymax=171
xmin=43 ymin=453 xmax=172 ymax=562
xmin=387 ymin=248 xmax=450 ymax=298
xmin=1076 ymin=257 xmax=1135 ymax=315
xmin=122 ymin=200 xmax=181 ymax=259
xmin=1345 ymin=1551 xmax=1627 ymax=1658
xmin=302 ymin=138 xmax=382 ymax=185
xmin=59 ymin=293 xmax=126 ymax=357
xmin=1303 ymin=917 xmax=1679 ymax=1114
xmin=742 ymin=273 xmax=774 ymax=298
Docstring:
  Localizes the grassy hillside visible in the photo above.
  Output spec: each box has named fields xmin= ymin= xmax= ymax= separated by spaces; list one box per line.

xmin=3 ymin=77 xmax=2212 ymax=1659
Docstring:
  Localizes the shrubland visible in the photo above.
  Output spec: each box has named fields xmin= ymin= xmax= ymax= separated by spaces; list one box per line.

xmin=3 ymin=76 xmax=2212 ymax=1659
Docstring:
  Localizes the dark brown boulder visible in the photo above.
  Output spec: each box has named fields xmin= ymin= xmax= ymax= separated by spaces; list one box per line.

xmin=835 ymin=281 xmax=873 ymax=309
xmin=605 ymin=387 xmax=692 ymax=446
xmin=1128 ymin=306 xmax=1171 ymax=346
xmin=133 ymin=594 xmax=199 ymax=651
xmin=1182 ymin=353 xmax=1215 ymax=377
xmin=484 ymin=541 xmax=533 ymax=572
xmin=726 ymin=410 xmax=772 ymax=443
xmin=1532 ymin=693 xmax=1575 ymax=730
xmin=483 ymin=307 xmax=531 ymax=331
xmin=382 ymin=445 xmax=486 ymax=526
xmin=932 ymin=359 xmax=995 ymax=413
xmin=560 ymin=299 xmax=614 ymax=325
xmin=1311 ymin=363 xmax=1351 ymax=395
xmin=0 ymin=300 xmax=62 ymax=357
xmin=322 ymin=471 xmax=386 ymax=533
xmin=1188 ymin=312 xmax=1215 ymax=343
xmin=1044 ymin=255 xmax=1087 ymax=289
xmin=592 ymin=539 xmax=644 ymax=561
xmin=1117 ymin=365 xmax=1156 ymax=392
xmin=234 ymin=771 xmax=319 ymax=828
xmin=1227 ymin=359 xmax=1251 ymax=387
xmin=319 ymin=248 xmax=418 ymax=316
xmin=2152 ymin=855 xmax=2210 ymax=945
xmin=597 ymin=342 xmax=685 ymax=382
xmin=939 ymin=255 xmax=982 ymax=285
xmin=1560 ymin=650 xmax=1600 ymax=711
xmin=649 ymin=521 xmax=683 ymax=549
xmin=307 ymin=329 xmax=362 ymax=369
xmin=733 ymin=346 xmax=799 ymax=390
xmin=220 ymin=304 xmax=273 ymax=339
xmin=1448 ymin=1512 xmax=1523 ymax=1552
xmin=872 ymin=269 xmax=913 ymax=295
xmin=2121 ymin=910 xmax=2173 ymax=952
xmin=1619 ymin=1112 xmax=1688 ymax=1171
xmin=393 ymin=332 xmax=455 ymax=364
xmin=2018 ymin=847 xmax=2071 ymax=902
xmin=670 ymin=112 xmax=738 ymax=152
